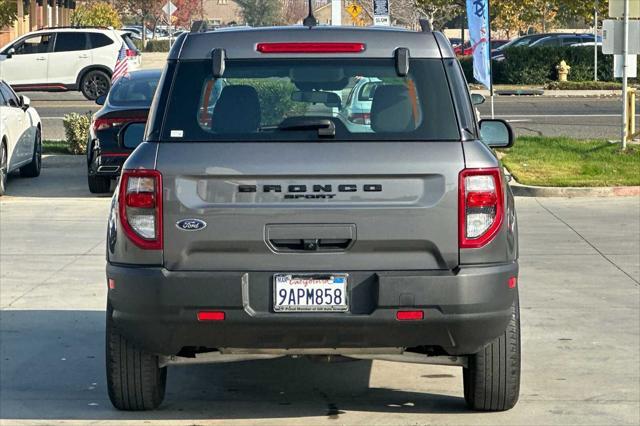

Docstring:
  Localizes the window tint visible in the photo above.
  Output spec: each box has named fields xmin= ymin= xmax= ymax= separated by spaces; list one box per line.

xmin=89 ymin=33 xmax=113 ymax=49
xmin=535 ymin=37 xmax=561 ymax=47
xmin=162 ymin=59 xmax=459 ymax=142
xmin=108 ymin=73 xmax=160 ymax=107
xmin=0 ymin=87 xmax=6 ymax=106
xmin=357 ymin=81 xmax=380 ymax=101
xmin=54 ymin=33 xmax=87 ymax=52
xmin=12 ymin=34 xmax=53 ymax=55
xmin=562 ymin=37 xmax=584 ymax=46
xmin=0 ymin=83 xmax=20 ymax=107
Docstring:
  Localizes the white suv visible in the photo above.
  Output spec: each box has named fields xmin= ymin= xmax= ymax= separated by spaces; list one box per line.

xmin=0 ymin=27 xmax=141 ymax=100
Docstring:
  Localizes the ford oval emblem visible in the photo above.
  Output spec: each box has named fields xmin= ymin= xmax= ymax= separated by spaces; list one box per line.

xmin=176 ymin=219 xmax=207 ymax=231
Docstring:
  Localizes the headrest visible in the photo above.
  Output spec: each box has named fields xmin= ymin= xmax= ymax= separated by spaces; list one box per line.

xmin=370 ymin=85 xmax=415 ymax=133
xmin=211 ymin=85 xmax=261 ymax=133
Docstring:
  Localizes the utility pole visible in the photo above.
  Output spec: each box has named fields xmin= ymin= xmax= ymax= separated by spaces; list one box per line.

xmin=621 ymin=0 xmax=630 ymax=149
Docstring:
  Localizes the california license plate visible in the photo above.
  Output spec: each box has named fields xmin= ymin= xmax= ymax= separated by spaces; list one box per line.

xmin=273 ymin=274 xmax=349 ymax=312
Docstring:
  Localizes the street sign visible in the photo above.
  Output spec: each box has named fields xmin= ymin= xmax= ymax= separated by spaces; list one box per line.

xmin=614 ymin=54 xmax=638 ymax=78
xmin=373 ymin=0 xmax=390 ymax=26
xmin=162 ymin=1 xmax=177 ymax=16
xmin=346 ymin=3 xmax=362 ymax=19
xmin=609 ymin=0 xmax=640 ymax=18
xmin=603 ymin=19 xmax=640 ymax=54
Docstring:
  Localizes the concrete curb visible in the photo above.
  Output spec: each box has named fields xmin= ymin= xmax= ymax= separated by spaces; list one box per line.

xmin=470 ymin=89 xmax=623 ymax=98
xmin=509 ymin=182 xmax=640 ymax=197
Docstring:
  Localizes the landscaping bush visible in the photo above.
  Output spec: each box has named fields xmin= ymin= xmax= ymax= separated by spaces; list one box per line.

xmin=62 ymin=113 xmax=91 ymax=155
xmin=545 ymin=81 xmax=626 ymax=90
xmin=460 ymin=46 xmax=639 ymax=85
xmin=237 ymin=79 xmax=308 ymax=125
xmin=144 ymin=39 xmax=171 ymax=52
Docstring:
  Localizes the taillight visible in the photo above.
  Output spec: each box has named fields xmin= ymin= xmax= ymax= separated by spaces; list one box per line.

xmin=459 ymin=168 xmax=504 ymax=249
xmin=348 ymin=112 xmax=371 ymax=125
xmin=118 ymin=170 xmax=162 ymax=250
xmin=93 ymin=117 xmax=135 ymax=131
xmin=256 ymin=42 xmax=366 ymax=53
xmin=125 ymin=48 xmax=138 ymax=57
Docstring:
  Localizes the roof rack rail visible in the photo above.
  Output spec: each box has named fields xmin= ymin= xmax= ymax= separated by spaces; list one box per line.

xmin=419 ymin=19 xmax=433 ymax=33
xmin=190 ymin=20 xmax=209 ymax=33
xmin=39 ymin=25 xmax=110 ymax=30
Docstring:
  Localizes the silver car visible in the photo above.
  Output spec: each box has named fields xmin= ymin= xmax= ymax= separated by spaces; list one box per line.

xmin=106 ymin=23 xmax=520 ymax=412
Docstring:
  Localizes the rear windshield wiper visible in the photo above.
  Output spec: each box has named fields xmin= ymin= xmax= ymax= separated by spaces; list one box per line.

xmin=278 ymin=118 xmax=335 ymax=138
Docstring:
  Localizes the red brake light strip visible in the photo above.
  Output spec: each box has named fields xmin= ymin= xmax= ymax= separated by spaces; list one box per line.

xmin=256 ymin=42 xmax=366 ymax=53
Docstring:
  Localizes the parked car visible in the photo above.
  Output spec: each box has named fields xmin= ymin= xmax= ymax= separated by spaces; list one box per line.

xmin=122 ymin=26 xmax=153 ymax=40
xmin=0 ymin=27 xmax=141 ymax=100
xmin=106 ymin=25 xmax=521 ymax=412
xmin=339 ymin=77 xmax=381 ymax=125
xmin=529 ymin=33 xmax=600 ymax=47
xmin=87 ymin=69 xmax=161 ymax=193
xmin=492 ymin=33 xmax=600 ymax=60
xmin=0 ymin=80 xmax=41 ymax=196
xmin=454 ymin=39 xmax=507 ymax=56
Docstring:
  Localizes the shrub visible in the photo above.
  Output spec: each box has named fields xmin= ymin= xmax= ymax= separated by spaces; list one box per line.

xmin=62 ymin=113 xmax=91 ymax=155
xmin=237 ymin=80 xmax=308 ymax=125
xmin=144 ymin=40 xmax=171 ymax=52
xmin=70 ymin=2 xmax=121 ymax=28
xmin=545 ymin=81 xmax=624 ymax=90
xmin=460 ymin=46 xmax=639 ymax=85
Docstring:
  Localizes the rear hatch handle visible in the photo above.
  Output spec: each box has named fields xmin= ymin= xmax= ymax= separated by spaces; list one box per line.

xmin=266 ymin=224 xmax=356 ymax=253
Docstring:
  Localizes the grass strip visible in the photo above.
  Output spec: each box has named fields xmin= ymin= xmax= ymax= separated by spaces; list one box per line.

xmin=499 ymin=136 xmax=640 ymax=187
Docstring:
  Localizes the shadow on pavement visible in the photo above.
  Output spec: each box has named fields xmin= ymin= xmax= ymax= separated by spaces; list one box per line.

xmin=4 ymin=155 xmax=114 ymax=199
xmin=0 ymin=310 xmax=469 ymax=421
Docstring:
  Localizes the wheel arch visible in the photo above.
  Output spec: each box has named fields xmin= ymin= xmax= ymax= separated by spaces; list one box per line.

xmin=76 ymin=65 xmax=113 ymax=88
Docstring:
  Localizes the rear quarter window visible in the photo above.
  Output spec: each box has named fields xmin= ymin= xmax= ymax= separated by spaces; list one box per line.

xmin=89 ymin=33 xmax=114 ymax=49
xmin=54 ymin=33 xmax=88 ymax=52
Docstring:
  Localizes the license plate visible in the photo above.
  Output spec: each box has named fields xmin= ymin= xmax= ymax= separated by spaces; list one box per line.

xmin=273 ymin=274 xmax=349 ymax=312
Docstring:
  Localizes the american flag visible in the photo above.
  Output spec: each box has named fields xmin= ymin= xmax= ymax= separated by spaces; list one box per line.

xmin=112 ymin=44 xmax=129 ymax=83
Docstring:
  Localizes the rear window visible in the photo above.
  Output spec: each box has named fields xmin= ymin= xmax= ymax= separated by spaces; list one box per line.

xmin=162 ymin=58 xmax=460 ymax=142
xmin=54 ymin=33 xmax=87 ymax=52
xmin=121 ymin=34 xmax=138 ymax=51
xmin=107 ymin=74 xmax=160 ymax=107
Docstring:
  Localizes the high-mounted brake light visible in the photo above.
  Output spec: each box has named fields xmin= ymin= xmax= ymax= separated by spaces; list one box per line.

xmin=118 ymin=169 xmax=163 ymax=250
xmin=459 ymin=168 xmax=504 ymax=249
xmin=256 ymin=42 xmax=366 ymax=53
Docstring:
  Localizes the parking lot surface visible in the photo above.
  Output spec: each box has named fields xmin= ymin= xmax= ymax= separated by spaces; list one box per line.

xmin=0 ymin=156 xmax=639 ymax=425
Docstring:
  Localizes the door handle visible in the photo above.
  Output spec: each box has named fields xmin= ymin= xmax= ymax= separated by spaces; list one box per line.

xmin=78 ymin=54 xmax=89 ymax=59
xmin=36 ymin=57 xmax=46 ymax=61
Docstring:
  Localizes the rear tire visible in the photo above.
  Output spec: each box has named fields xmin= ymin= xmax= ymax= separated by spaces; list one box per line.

xmin=106 ymin=302 xmax=167 ymax=411
xmin=20 ymin=127 xmax=42 ymax=178
xmin=463 ymin=292 xmax=521 ymax=411
xmin=80 ymin=70 xmax=111 ymax=100
xmin=88 ymin=174 xmax=111 ymax=194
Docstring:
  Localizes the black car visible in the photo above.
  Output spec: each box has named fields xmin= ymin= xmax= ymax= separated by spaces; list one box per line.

xmin=492 ymin=33 xmax=599 ymax=60
xmin=87 ymin=69 xmax=161 ymax=193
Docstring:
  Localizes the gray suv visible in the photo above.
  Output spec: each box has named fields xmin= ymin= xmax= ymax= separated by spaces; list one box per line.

xmin=106 ymin=24 xmax=520 ymax=412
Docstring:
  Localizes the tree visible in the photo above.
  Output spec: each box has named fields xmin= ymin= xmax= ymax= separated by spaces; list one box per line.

xmin=281 ymin=0 xmax=308 ymax=25
xmin=0 ymin=0 xmax=17 ymax=29
xmin=416 ymin=0 xmax=465 ymax=30
xmin=71 ymin=1 xmax=122 ymax=28
xmin=115 ymin=0 xmax=164 ymax=42
xmin=172 ymin=0 xmax=204 ymax=28
xmin=235 ymin=0 xmax=282 ymax=26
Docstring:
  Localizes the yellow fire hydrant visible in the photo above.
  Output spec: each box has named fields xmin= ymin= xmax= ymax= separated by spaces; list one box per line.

xmin=556 ymin=60 xmax=571 ymax=82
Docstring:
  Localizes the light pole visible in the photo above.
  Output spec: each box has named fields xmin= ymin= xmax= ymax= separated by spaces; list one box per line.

xmin=621 ymin=0 xmax=630 ymax=149
xmin=594 ymin=0 xmax=598 ymax=81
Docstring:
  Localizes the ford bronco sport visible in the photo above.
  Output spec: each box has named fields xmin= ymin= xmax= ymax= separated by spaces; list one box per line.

xmin=106 ymin=22 xmax=520 ymax=412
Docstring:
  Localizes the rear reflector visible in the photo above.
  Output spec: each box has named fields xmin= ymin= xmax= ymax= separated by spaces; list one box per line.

xmin=197 ymin=311 xmax=225 ymax=321
xmin=108 ymin=278 xmax=115 ymax=290
xmin=256 ymin=42 xmax=366 ymax=53
xmin=508 ymin=276 xmax=517 ymax=289
xmin=396 ymin=310 xmax=424 ymax=321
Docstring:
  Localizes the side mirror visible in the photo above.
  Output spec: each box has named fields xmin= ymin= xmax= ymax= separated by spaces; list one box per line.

xmin=95 ymin=95 xmax=106 ymax=106
xmin=117 ymin=122 xmax=146 ymax=150
xmin=471 ymin=93 xmax=486 ymax=105
xmin=19 ymin=95 xmax=30 ymax=111
xmin=6 ymin=47 xmax=15 ymax=58
xmin=479 ymin=119 xmax=514 ymax=148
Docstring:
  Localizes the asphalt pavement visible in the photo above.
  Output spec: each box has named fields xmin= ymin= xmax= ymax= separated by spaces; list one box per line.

xmin=23 ymin=90 xmax=640 ymax=141
xmin=0 ymin=156 xmax=638 ymax=425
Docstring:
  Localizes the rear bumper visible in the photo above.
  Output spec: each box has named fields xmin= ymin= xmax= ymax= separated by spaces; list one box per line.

xmin=89 ymin=153 xmax=128 ymax=178
xmin=106 ymin=262 xmax=518 ymax=356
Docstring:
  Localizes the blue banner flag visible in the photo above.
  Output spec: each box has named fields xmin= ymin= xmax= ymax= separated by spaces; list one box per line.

xmin=466 ymin=0 xmax=492 ymax=89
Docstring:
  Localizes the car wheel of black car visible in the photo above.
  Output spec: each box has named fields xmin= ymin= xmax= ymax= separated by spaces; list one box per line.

xmin=81 ymin=70 xmax=111 ymax=101
xmin=88 ymin=175 xmax=111 ymax=194
xmin=463 ymin=292 xmax=521 ymax=411
xmin=20 ymin=127 xmax=42 ymax=178
xmin=106 ymin=302 xmax=167 ymax=410
xmin=0 ymin=141 xmax=7 ymax=196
